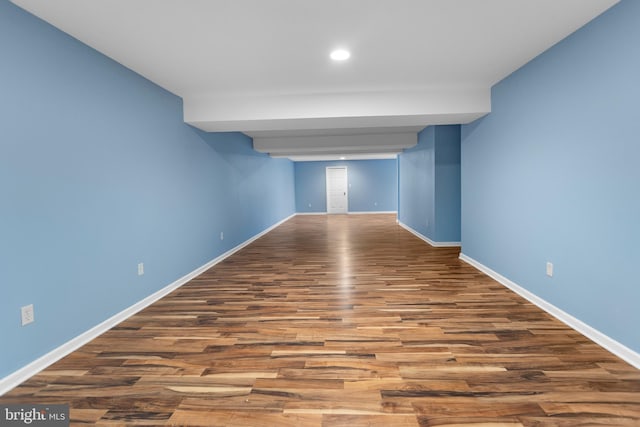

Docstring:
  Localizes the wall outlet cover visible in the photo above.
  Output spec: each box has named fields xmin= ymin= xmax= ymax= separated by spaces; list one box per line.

xmin=21 ymin=304 xmax=34 ymax=326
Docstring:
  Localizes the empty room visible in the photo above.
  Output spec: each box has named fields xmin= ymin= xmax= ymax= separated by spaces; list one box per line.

xmin=1 ymin=0 xmax=639 ymax=425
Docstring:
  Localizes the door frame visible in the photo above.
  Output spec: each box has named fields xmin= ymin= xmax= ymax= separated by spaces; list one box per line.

xmin=326 ymin=166 xmax=348 ymax=214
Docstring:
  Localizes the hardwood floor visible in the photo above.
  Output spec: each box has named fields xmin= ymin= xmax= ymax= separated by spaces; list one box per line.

xmin=2 ymin=214 xmax=639 ymax=426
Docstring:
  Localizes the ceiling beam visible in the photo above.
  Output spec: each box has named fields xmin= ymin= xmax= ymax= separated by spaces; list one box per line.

xmin=184 ymin=87 xmax=491 ymax=133
xmin=253 ymin=132 xmax=417 ymax=157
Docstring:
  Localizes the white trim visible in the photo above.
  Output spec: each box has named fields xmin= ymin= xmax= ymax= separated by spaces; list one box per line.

xmin=0 ymin=213 xmax=295 ymax=396
xmin=297 ymin=212 xmax=398 ymax=216
xmin=459 ymin=253 xmax=640 ymax=370
xmin=348 ymin=211 xmax=397 ymax=215
xmin=398 ymin=221 xmax=461 ymax=247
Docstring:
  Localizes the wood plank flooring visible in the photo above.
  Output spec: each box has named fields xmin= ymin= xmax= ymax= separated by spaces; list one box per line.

xmin=2 ymin=214 xmax=639 ymax=426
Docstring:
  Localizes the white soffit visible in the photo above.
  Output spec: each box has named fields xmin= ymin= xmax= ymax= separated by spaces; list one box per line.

xmin=254 ymin=132 xmax=417 ymax=158
xmin=282 ymin=153 xmax=399 ymax=162
xmin=183 ymin=87 xmax=491 ymax=133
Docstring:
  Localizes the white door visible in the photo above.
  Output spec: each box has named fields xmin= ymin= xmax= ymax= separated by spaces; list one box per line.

xmin=326 ymin=167 xmax=348 ymax=214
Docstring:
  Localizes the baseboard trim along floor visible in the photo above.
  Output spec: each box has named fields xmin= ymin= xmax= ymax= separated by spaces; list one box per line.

xmin=398 ymin=221 xmax=461 ymax=247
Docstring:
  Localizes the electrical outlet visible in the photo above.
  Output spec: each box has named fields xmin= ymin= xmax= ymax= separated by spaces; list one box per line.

xmin=21 ymin=304 xmax=34 ymax=326
xmin=220 ymin=231 xmax=224 ymax=241
xmin=374 ymin=202 xmax=378 ymax=206
xmin=546 ymin=262 xmax=553 ymax=277
xmin=138 ymin=262 xmax=144 ymax=276
xmin=308 ymin=203 xmax=311 ymax=208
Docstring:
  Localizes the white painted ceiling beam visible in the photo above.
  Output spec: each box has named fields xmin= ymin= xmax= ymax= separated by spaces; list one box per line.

xmin=275 ymin=153 xmax=399 ymax=162
xmin=184 ymin=87 xmax=491 ymax=133
xmin=254 ymin=132 xmax=416 ymax=157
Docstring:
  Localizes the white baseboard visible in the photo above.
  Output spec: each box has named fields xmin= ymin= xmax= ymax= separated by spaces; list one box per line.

xmin=459 ymin=253 xmax=640 ymax=369
xmin=296 ymin=211 xmax=397 ymax=216
xmin=348 ymin=211 xmax=397 ymax=215
xmin=398 ymin=221 xmax=461 ymax=247
xmin=0 ymin=213 xmax=296 ymax=396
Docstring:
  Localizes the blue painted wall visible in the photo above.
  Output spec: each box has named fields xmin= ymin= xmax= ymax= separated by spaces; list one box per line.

xmin=399 ymin=127 xmax=435 ymax=236
xmin=434 ymin=126 xmax=462 ymax=242
xmin=0 ymin=1 xmax=294 ymax=379
xmin=294 ymin=160 xmax=398 ymax=213
xmin=398 ymin=125 xmax=461 ymax=242
xmin=461 ymin=0 xmax=639 ymax=352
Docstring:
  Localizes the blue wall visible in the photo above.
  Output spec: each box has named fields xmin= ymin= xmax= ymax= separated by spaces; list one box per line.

xmin=295 ymin=160 xmax=398 ymax=213
xmin=0 ymin=1 xmax=295 ymax=379
xmin=434 ymin=127 xmax=462 ymax=242
xmin=398 ymin=125 xmax=461 ymax=242
xmin=461 ymin=0 xmax=639 ymax=352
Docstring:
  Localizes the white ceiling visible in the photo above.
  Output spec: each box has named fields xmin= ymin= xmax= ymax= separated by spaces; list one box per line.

xmin=13 ymin=0 xmax=619 ymax=161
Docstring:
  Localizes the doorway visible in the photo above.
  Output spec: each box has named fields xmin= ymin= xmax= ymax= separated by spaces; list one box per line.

xmin=326 ymin=166 xmax=348 ymax=214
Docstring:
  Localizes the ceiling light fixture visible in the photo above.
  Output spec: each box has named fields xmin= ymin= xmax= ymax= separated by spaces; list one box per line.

xmin=330 ymin=49 xmax=350 ymax=61
xmin=340 ymin=156 xmax=346 ymax=160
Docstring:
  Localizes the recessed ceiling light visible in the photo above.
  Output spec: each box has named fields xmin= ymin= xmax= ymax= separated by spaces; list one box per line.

xmin=340 ymin=156 xmax=346 ymax=160
xmin=330 ymin=49 xmax=350 ymax=61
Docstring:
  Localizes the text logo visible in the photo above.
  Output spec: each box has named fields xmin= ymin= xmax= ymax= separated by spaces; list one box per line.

xmin=1 ymin=405 xmax=69 ymax=426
